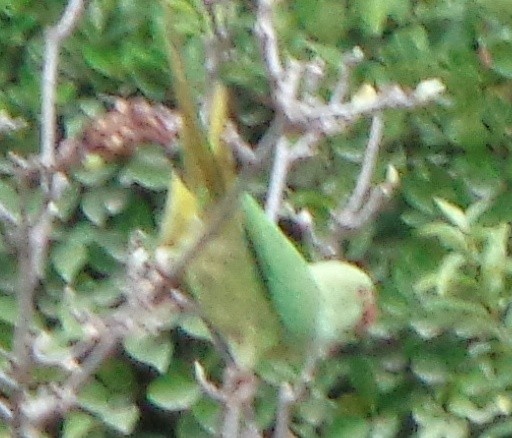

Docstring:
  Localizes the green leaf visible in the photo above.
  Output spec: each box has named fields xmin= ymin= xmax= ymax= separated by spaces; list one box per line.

xmin=83 ymin=44 xmax=125 ymax=79
xmin=0 ymin=180 xmax=20 ymax=223
xmin=112 ymin=194 xmax=154 ymax=234
xmin=0 ymin=295 xmax=18 ymax=325
xmin=177 ymin=413 xmax=212 ymax=438
xmin=147 ymin=364 xmax=201 ymax=411
xmin=242 ymin=194 xmax=320 ymax=342
xmin=78 ymin=378 xmax=138 ymax=435
xmin=423 ymin=296 xmax=491 ymax=320
xmin=436 ymin=253 xmax=466 ymax=296
xmin=81 ymin=187 xmax=129 ymax=226
xmin=93 ymin=229 xmax=126 ymax=261
xmin=97 ymin=358 xmax=136 ymax=394
xmin=86 ymin=241 xmax=118 ymax=275
xmin=297 ymin=395 xmax=332 ymax=426
xmin=434 ymin=198 xmax=470 ymax=233
xmin=57 ymin=295 xmax=87 ymax=341
xmin=100 ymin=404 xmax=139 ymax=435
xmin=411 ymin=354 xmax=449 ymax=385
xmin=418 ymin=222 xmax=468 ymax=253
xmin=413 ymin=396 xmax=469 ymax=437
xmin=324 ymin=416 xmax=370 ymax=438
xmin=481 ymin=223 xmax=509 ymax=296
xmin=124 ymin=333 xmax=173 ymax=373
xmin=73 ymin=162 xmax=118 ymax=187
xmin=118 ymin=146 xmax=172 ymax=190
xmin=191 ymin=397 xmax=222 ymax=436
xmin=80 ymin=277 xmax=124 ymax=308
xmin=444 ymin=111 xmax=488 ymax=150
xmin=490 ymin=41 xmax=512 ymax=79
xmin=448 ymin=395 xmax=496 ymax=424
xmin=294 ymin=0 xmax=347 ymax=43
xmin=53 ymin=181 xmax=80 ymax=221
xmin=480 ymin=418 xmax=512 ymax=438
xmin=62 ymin=412 xmax=97 ymax=438
xmin=355 ymin=0 xmax=390 ymax=36
xmin=178 ymin=314 xmax=212 ymax=342
xmin=51 ymin=238 xmax=88 ymax=283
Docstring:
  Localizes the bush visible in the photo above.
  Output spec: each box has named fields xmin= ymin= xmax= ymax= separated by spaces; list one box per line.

xmin=1 ymin=0 xmax=511 ymax=436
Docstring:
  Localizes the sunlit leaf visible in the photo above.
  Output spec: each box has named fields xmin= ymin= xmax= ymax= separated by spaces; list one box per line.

xmin=62 ymin=412 xmax=97 ymax=438
xmin=434 ymin=198 xmax=470 ymax=233
xmin=51 ymin=238 xmax=88 ymax=283
xmin=124 ymin=333 xmax=173 ymax=373
xmin=147 ymin=365 xmax=201 ymax=411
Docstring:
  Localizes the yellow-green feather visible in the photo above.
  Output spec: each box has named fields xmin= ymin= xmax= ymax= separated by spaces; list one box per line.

xmin=161 ymin=0 xmax=225 ymax=199
xmin=159 ymin=3 xmax=282 ymax=368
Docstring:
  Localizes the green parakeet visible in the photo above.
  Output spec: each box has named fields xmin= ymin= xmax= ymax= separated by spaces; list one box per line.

xmin=158 ymin=4 xmax=376 ymax=369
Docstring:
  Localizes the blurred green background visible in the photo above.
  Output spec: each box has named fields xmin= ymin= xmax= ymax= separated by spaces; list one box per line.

xmin=2 ymin=0 xmax=512 ymax=436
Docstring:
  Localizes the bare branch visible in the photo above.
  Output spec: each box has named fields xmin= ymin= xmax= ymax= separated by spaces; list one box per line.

xmin=330 ymin=47 xmax=364 ymax=104
xmin=301 ymin=58 xmax=325 ymax=103
xmin=11 ymin=176 xmax=41 ymax=435
xmin=9 ymin=2 xmax=88 ymax=435
xmin=221 ymin=365 xmax=260 ymax=438
xmin=274 ymin=382 xmax=295 ymax=438
xmin=253 ymin=0 xmax=443 ymax=253
xmin=265 ymin=136 xmax=290 ymax=221
xmin=340 ymin=114 xmax=384 ymax=216
xmin=254 ymin=0 xmax=284 ymax=101
xmin=273 ymin=349 xmax=322 ymax=438
xmin=265 ymin=132 xmax=322 ymax=221
xmin=223 ymin=121 xmax=257 ymax=166
xmin=41 ymin=0 xmax=87 ymax=172
xmin=255 ymin=0 xmax=444 ymax=136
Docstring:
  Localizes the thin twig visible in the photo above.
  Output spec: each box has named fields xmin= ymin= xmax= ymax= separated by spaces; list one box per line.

xmin=266 ymin=130 xmax=322 ymax=222
xmin=264 ymin=131 xmax=322 ymax=222
xmin=301 ymin=58 xmax=325 ymax=103
xmin=41 ymin=0 xmax=87 ymax=173
xmin=254 ymin=0 xmax=284 ymax=98
xmin=274 ymin=382 xmax=294 ymax=438
xmin=223 ymin=121 xmax=257 ymax=166
xmin=66 ymin=335 xmax=118 ymax=393
xmin=273 ymin=349 xmax=322 ymax=438
xmin=340 ymin=114 xmax=384 ymax=215
xmin=255 ymin=0 xmax=443 ymax=135
xmin=221 ymin=365 xmax=259 ymax=438
xmin=265 ymin=136 xmax=290 ymax=221
xmin=330 ymin=47 xmax=364 ymax=104
xmin=11 ymin=175 xmax=40 ymax=435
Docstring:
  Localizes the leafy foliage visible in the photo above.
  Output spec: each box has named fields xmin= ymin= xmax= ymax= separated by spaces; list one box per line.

xmin=1 ymin=0 xmax=512 ymax=436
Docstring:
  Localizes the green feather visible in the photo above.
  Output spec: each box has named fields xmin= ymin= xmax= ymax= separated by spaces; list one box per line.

xmin=242 ymin=194 xmax=321 ymax=342
xmin=185 ymin=212 xmax=282 ymax=369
